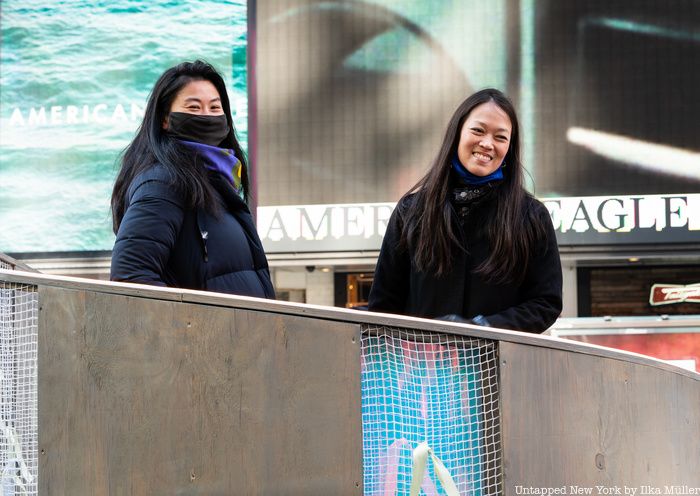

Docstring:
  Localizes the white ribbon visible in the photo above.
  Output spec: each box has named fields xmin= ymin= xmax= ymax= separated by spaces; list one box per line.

xmin=409 ymin=441 xmax=460 ymax=496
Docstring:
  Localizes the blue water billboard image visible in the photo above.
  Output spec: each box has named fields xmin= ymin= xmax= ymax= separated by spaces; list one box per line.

xmin=0 ymin=0 xmax=249 ymax=253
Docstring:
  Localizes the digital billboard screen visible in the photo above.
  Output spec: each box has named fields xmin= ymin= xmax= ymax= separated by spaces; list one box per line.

xmin=1 ymin=0 xmax=698 ymax=254
xmin=254 ymin=0 xmax=699 ymax=248
xmin=0 ymin=0 xmax=249 ymax=253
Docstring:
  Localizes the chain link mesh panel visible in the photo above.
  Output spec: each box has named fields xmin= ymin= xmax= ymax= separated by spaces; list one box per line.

xmin=361 ymin=325 xmax=501 ymax=495
xmin=0 ymin=281 xmax=38 ymax=495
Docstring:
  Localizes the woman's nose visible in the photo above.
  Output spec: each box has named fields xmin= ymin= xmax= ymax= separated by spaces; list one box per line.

xmin=479 ymin=137 xmax=494 ymax=149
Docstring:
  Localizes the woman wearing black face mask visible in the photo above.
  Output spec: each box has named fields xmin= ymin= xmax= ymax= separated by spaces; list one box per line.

xmin=110 ymin=60 xmax=275 ymax=299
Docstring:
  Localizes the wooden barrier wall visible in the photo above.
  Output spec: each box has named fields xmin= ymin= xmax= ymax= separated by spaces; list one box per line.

xmin=38 ymin=285 xmax=363 ymax=494
xmin=500 ymin=342 xmax=700 ymax=491
xmin=0 ymin=269 xmax=698 ymax=494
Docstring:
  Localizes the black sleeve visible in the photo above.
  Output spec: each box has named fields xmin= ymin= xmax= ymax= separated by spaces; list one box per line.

xmin=110 ymin=178 xmax=185 ymax=286
xmin=368 ymin=204 xmax=411 ymax=314
xmin=483 ymin=202 xmax=563 ymax=333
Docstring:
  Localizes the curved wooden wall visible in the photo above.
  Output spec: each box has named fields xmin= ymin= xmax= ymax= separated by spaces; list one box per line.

xmin=0 ymin=269 xmax=698 ymax=495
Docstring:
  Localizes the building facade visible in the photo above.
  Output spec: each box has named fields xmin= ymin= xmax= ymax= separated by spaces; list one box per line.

xmin=2 ymin=0 xmax=699 ymax=318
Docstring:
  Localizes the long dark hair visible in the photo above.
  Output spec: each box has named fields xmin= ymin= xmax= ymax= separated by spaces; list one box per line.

xmin=400 ymin=88 xmax=546 ymax=284
xmin=111 ymin=60 xmax=249 ymax=233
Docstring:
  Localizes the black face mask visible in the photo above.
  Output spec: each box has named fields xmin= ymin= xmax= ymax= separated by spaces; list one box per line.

xmin=166 ymin=112 xmax=230 ymax=147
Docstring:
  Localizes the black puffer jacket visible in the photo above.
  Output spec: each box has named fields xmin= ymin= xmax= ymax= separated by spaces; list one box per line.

xmin=368 ymin=192 xmax=562 ymax=333
xmin=111 ymin=165 xmax=275 ymax=299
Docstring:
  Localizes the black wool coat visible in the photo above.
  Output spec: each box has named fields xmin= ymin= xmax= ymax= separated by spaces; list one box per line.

xmin=368 ymin=192 xmax=562 ymax=333
xmin=111 ymin=165 xmax=275 ymax=299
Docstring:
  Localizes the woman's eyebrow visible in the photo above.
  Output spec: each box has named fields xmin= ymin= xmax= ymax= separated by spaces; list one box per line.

xmin=182 ymin=96 xmax=221 ymax=103
xmin=472 ymin=120 xmax=510 ymax=134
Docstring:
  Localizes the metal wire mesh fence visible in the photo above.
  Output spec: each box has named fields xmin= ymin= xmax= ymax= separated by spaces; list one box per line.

xmin=361 ymin=325 xmax=501 ymax=495
xmin=0 ymin=281 xmax=38 ymax=495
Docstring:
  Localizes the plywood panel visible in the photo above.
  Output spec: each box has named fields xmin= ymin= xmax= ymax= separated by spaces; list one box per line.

xmin=38 ymin=286 xmax=362 ymax=495
xmin=499 ymin=341 xmax=700 ymax=493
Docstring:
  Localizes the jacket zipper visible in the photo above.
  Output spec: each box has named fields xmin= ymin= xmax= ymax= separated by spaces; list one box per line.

xmin=200 ymin=230 xmax=209 ymax=262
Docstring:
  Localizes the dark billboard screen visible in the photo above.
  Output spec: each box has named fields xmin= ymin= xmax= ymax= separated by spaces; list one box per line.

xmin=534 ymin=0 xmax=700 ymax=197
xmin=254 ymin=0 xmax=700 ymax=247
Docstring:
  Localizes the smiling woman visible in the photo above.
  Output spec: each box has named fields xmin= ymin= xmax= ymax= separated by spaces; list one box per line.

xmin=163 ymin=80 xmax=229 ymax=145
xmin=368 ymin=88 xmax=563 ymax=333
xmin=109 ymin=60 xmax=275 ymax=299
xmin=457 ymin=101 xmax=512 ymax=177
